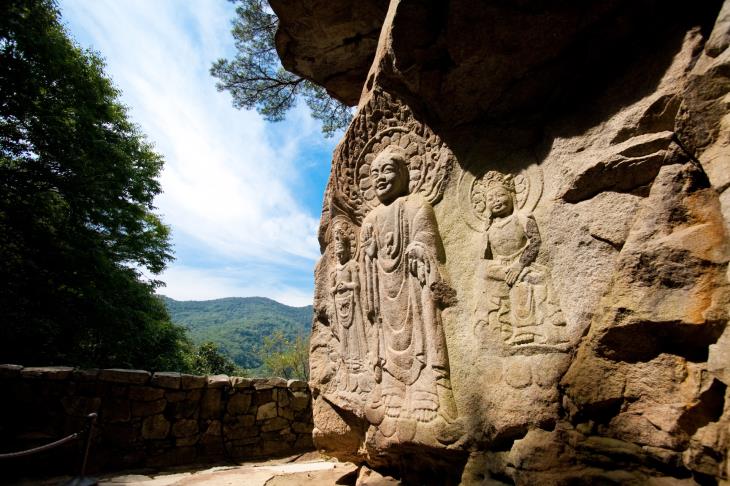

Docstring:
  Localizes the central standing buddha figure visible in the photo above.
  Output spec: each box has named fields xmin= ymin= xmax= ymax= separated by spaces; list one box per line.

xmin=361 ymin=146 xmax=457 ymax=441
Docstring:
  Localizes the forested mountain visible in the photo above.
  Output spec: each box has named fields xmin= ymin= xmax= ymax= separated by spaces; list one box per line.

xmin=161 ymin=296 xmax=312 ymax=369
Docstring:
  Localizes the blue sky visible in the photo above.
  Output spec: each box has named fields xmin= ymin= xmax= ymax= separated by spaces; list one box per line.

xmin=58 ymin=0 xmax=337 ymax=306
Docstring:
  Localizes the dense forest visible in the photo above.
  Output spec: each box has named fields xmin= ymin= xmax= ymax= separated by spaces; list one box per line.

xmin=162 ymin=296 xmax=312 ymax=370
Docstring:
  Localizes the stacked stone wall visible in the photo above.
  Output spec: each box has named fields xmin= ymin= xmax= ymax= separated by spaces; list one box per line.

xmin=0 ymin=365 xmax=313 ymax=476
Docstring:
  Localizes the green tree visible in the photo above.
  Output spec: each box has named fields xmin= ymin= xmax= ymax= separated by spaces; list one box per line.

xmin=258 ymin=331 xmax=309 ymax=380
xmin=211 ymin=0 xmax=352 ymax=137
xmin=0 ymin=0 xmax=189 ymax=371
xmin=191 ymin=341 xmax=239 ymax=376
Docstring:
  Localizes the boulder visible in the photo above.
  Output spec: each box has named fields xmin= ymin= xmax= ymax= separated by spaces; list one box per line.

xmin=290 ymin=0 xmax=730 ymax=483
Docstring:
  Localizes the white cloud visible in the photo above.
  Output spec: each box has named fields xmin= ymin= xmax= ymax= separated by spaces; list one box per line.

xmin=158 ymin=265 xmax=313 ymax=307
xmin=59 ymin=0 xmax=334 ymax=302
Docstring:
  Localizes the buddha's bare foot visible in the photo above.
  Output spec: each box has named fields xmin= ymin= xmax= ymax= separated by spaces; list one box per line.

xmin=413 ymin=407 xmax=438 ymax=423
xmin=411 ymin=388 xmax=438 ymax=423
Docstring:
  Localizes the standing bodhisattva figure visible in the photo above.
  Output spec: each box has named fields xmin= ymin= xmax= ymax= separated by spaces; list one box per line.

xmin=329 ymin=216 xmax=369 ymax=397
xmin=361 ymin=146 xmax=457 ymax=442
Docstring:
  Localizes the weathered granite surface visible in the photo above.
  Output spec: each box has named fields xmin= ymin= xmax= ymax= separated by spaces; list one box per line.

xmin=282 ymin=0 xmax=730 ymax=483
xmin=0 ymin=365 xmax=313 ymax=477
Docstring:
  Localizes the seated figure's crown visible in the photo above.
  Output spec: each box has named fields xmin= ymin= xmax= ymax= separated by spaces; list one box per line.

xmin=481 ymin=170 xmax=515 ymax=192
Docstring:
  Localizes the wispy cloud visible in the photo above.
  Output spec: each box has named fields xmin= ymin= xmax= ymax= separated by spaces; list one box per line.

xmin=59 ymin=0 xmax=335 ymax=305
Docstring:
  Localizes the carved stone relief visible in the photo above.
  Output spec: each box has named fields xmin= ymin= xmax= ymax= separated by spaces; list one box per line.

xmin=360 ymin=147 xmax=459 ymax=444
xmin=313 ymin=90 xmax=575 ymax=459
xmin=459 ymin=166 xmax=568 ymax=357
xmin=312 ymin=90 xmax=463 ymax=448
xmin=328 ymin=215 xmax=372 ymax=404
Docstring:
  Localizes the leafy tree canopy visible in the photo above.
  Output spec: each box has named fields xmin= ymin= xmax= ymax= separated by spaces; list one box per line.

xmin=0 ymin=0 xmax=190 ymax=371
xmin=191 ymin=341 xmax=240 ymax=376
xmin=211 ymin=0 xmax=353 ymax=137
xmin=258 ymin=330 xmax=309 ymax=380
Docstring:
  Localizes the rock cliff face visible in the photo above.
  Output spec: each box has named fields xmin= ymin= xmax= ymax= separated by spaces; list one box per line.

xmin=272 ymin=0 xmax=730 ymax=483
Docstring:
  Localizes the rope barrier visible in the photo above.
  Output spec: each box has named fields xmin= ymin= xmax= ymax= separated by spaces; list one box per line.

xmin=0 ymin=432 xmax=81 ymax=459
xmin=0 ymin=412 xmax=97 ymax=464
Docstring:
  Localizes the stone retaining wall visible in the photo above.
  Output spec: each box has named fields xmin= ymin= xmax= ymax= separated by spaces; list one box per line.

xmin=0 ymin=365 xmax=313 ymax=475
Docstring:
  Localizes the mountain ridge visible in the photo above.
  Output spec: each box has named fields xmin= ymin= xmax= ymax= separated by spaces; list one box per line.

xmin=160 ymin=295 xmax=312 ymax=369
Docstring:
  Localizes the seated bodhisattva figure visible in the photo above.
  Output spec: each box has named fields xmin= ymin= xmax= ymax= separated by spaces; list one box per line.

xmin=477 ymin=171 xmax=565 ymax=348
xmin=361 ymin=146 xmax=458 ymax=442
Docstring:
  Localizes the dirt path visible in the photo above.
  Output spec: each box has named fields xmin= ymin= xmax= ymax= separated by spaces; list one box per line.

xmin=97 ymin=453 xmax=357 ymax=486
xmin=11 ymin=453 xmax=360 ymax=486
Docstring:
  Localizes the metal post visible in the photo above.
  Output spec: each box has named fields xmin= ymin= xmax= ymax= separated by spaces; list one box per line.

xmin=64 ymin=413 xmax=98 ymax=486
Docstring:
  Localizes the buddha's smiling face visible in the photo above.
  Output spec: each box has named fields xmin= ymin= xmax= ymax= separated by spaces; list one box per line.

xmin=370 ymin=151 xmax=408 ymax=205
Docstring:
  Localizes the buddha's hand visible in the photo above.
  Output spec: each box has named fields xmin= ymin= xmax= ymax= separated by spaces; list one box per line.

xmin=506 ymin=261 xmax=524 ymax=286
xmin=407 ymin=243 xmax=431 ymax=286
xmin=362 ymin=223 xmax=376 ymax=258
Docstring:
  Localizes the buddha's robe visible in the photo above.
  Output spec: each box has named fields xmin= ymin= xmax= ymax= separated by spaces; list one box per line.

xmin=362 ymin=193 xmax=449 ymax=420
